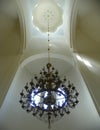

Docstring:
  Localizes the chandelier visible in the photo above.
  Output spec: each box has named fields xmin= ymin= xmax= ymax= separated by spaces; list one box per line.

xmin=19 ymin=14 xmax=79 ymax=129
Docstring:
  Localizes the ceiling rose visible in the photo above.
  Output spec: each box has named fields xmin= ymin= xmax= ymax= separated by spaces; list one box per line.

xmin=32 ymin=0 xmax=63 ymax=32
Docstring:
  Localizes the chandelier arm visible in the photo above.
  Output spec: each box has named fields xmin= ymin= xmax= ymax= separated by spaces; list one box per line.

xmin=55 ymin=97 xmax=66 ymax=100
xmin=56 ymin=90 xmax=67 ymax=98
xmin=33 ymin=94 xmax=44 ymax=98
xmin=48 ymin=114 xmax=51 ymax=129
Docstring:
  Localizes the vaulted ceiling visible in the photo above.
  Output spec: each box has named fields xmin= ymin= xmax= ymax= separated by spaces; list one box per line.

xmin=72 ymin=0 xmax=100 ymax=114
xmin=0 ymin=0 xmax=100 ymax=130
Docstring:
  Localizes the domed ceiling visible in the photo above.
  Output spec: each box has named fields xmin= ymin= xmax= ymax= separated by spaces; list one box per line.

xmin=33 ymin=0 xmax=62 ymax=32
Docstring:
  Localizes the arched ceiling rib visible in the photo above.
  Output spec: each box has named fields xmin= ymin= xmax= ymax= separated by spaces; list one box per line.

xmin=0 ymin=0 xmax=26 ymax=106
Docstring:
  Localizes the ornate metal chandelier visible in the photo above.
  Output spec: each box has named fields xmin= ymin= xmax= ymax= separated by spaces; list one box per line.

xmin=19 ymin=15 xmax=79 ymax=129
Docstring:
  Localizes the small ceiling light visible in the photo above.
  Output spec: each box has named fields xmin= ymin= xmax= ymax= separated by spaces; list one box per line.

xmin=19 ymin=11 xmax=79 ymax=129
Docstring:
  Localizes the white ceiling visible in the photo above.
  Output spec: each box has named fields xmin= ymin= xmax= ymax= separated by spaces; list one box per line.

xmin=0 ymin=0 xmax=100 ymax=130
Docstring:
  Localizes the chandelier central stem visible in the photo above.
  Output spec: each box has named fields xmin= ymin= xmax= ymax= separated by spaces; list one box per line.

xmin=48 ymin=114 xmax=51 ymax=129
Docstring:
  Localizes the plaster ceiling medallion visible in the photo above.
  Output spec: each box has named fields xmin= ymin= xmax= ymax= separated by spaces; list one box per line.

xmin=32 ymin=0 xmax=63 ymax=32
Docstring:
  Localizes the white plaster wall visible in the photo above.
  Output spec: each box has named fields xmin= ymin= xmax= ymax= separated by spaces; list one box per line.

xmin=64 ymin=67 xmax=100 ymax=130
xmin=0 ymin=66 xmax=33 ymax=130
xmin=0 ymin=55 xmax=21 ymax=106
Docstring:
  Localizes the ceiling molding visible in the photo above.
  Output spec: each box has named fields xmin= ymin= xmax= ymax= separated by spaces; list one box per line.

xmin=15 ymin=0 xmax=27 ymax=53
xmin=70 ymin=0 xmax=78 ymax=50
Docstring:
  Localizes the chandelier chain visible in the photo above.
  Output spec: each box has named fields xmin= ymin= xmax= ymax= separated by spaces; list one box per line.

xmin=48 ymin=15 xmax=51 ymax=65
